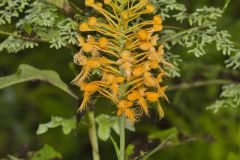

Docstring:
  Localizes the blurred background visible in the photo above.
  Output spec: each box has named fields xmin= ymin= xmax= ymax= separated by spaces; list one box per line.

xmin=0 ymin=0 xmax=239 ymax=159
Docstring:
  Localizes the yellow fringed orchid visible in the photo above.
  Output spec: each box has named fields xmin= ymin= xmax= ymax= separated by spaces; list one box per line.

xmin=73 ymin=0 xmax=171 ymax=122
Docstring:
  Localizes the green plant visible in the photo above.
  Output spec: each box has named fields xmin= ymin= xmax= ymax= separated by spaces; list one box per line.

xmin=0 ymin=0 xmax=239 ymax=160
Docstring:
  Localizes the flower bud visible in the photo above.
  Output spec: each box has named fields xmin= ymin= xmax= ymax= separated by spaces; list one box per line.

xmin=79 ymin=22 xmax=90 ymax=32
xmin=146 ymin=92 xmax=159 ymax=102
xmin=88 ymin=17 xmax=98 ymax=26
xmin=82 ymin=43 xmax=93 ymax=52
xmin=95 ymin=2 xmax=103 ymax=8
xmin=85 ymin=0 xmax=94 ymax=6
xmin=153 ymin=24 xmax=163 ymax=32
xmin=99 ymin=37 xmax=108 ymax=49
xmin=121 ymin=11 xmax=129 ymax=20
xmin=140 ymin=42 xmax=152 ymax=50
xmin=153 ymin=15 xmax=162 ymax=25
xmin=137 ymin=30 xmax=149 ymax=41
xmin=146 ymin=4 xmax=155 ymax=13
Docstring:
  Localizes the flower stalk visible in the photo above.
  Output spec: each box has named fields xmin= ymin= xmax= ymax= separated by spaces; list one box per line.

xmin=119 ymin=115 xmax=125 ymax=160
xmin=87 ymin=111 xmax=100 ymax=160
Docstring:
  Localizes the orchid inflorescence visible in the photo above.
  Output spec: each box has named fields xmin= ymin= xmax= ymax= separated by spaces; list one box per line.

xmin=72 ymin=0 xmax=172 ymax=122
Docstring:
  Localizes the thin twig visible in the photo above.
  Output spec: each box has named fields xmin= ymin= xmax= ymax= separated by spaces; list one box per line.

xmin=140 ymin=137 xmax=197 ymax=160
xmin=44 ymin=0 xmax=75 ymax=18
xmin=0 ymin=30 xmax=46 ymax=43
xmin=87 ymin=111 xmax=100 ymax=160
xmin=69 ymin=1 xmax=83 ymax=14
xmin=159 ymin=25 xmax=209 ymax=44
xmin=141 ymin=140 xmax=169 ymax=160
xmin=119 ymin=115 xmax=125 ymax=160
xmin=167 ymin=79 xmax=233 ymax=91
xmin=164 ymin=25 xmax=184 ymax=30
xmin=0 ymin=30 xmax=77 ymax=51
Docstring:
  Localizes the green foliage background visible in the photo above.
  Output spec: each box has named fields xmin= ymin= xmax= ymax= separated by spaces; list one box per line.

xmin=0 ymin=0 xmax=239 ymax=160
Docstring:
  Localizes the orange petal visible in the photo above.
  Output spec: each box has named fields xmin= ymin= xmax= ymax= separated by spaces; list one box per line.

xmin=140 ymin=42 xmax=152 ymax=50
xmin=127 ymin=91 xmax=139 ymax=101
xmin=145 ymin=92 xmax=159 ymax=102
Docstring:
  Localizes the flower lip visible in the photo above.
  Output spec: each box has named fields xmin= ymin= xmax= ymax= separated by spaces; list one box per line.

xmin=88 ymin=17 xmax=98 ymax=26
xmin=79 ymin=22 xmax=90 ymax=32
xmin=146 ymin=4 xmax=155 ymax=13
xmin=153 ymin=15 xmax=163 ymax=25
xmin=85 ymin=0 xmax=95 ymax=6
xmin=99 ymin=37 xmax=108 ymax=49
xmin=121 ymin=11 xmax=129 ymax=20
xmin=138 ymin=30 xmax=148 ymax=41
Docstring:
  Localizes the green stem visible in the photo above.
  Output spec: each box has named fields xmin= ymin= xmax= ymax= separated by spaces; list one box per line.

xmin=164 ymin=25 xmax=184 ymax=30
xmin=119 ymin=115 xmax=125 ymax=160
xmin=87 ymin=111 xmax=100 ymax=160
xmin=159 ymin=25 xmax=209 ymax=44
xmin=0 ymin=30 xmax=45 ymax=43
xmin=118 ymin=2 xmax=126 ymax=159
xmin=141 ymin=140 xmax=168 ymax=160
xmin=238 ymin=107 xmax=240 ymax=155
xmin=69 ymin=1 xmax=83 ymax=13
xmin=167 ymin=79 xmax=233 ymax=91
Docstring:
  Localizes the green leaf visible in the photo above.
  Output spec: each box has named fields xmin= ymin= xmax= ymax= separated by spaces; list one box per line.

xmin=96 ymin=114 xmax=135 ymax=141
xmin=96 ymin=114 xmax=113 ymax=141
xmin=61 ymin=118 xmax=76 ymax=134
xmin=110 ymin=136 xmax=120 ymax=160
xmin=37 ymin=124 xmax=49 ymax=135
xmin=23 ymin=23 xmax=33 ymax=34
xmin=31 ymin=144 xmax=62 ymax=160
xmin=149 ymin=127 xmax=179 ymax=143
xmin=112 ymin=118 xmax=135 ymax=134
xmin=125 ymin=119 xmax=136 ymax=132
xmin=37 ymin=116 xmax=75 ymax=135
xmin=0 ymin=64 xmax=77 ymax=99
xmin=223 ymin=0 xmax=231 ymax=10
xmin=6 ymin=155 xmax=23 ymax=160
xmin=207 ymin=84 xmax=240 ymax=113
xmin=125 ymin=144 xmax=135 ymax=160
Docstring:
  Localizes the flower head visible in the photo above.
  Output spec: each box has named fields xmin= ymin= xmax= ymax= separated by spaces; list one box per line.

xmin=74 ymin=0 xmax=170 ymax=122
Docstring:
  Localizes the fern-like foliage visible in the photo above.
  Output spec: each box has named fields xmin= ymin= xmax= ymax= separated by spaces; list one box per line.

xmin=226 ymin=50 xmax=240 ymax=70
xmin=148 ymin=0 xmax=238 ymax=80
xmin=0 ymin=35 xmax=38 ymax=53
xmin=16 ymin=0 xmax=79 ymax=49
xmin=164 ymin=53 xmax=182 ymax=77
xmin=48 ymin=18 xmax=78 ymax=49
xmin=0 ymin=0 xmax=79 ymax=52
xmin=150 ymin=0 xmax=186 ymax=20
xmin=0 ymin=0 xmax=30 ymax=25
xmin=157 ymin=4 xmax=236 ymax=57
xmin=150 ymin=0 xmax=240 ymax=112
xmin=17 ymin=1 xmax=58 ymax=28
xmin=207 ymin=84 xmax=240 ymax=113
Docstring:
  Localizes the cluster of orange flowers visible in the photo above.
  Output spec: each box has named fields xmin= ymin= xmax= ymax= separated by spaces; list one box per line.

xmin=73 ymin=0 xmax=171 ymax=122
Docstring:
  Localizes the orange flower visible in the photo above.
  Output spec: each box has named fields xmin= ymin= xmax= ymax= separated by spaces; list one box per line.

xmin=127 ymin=88 xmax=149 ymax=115
xmin=145 ymin=92 xmax=159 ymax=102
xmin=117 ymin=100 xmax=136 ymax=122
xmin=137 ymin=30 xmax=148 ymax=41
xmin=79 ymin=22 xmax=90 ymax=32
xmin=99 ymin=37 xmax=108 ymax=49
xmin=146 ymin=4 xmax=155 ymax=13
xmin=88 ymin=17 xmax=98 ymax=26
xmin=73 ymin=0 xmax=171 ymax=122
xmin=78 ymin=82 xmax=99 ymax=111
